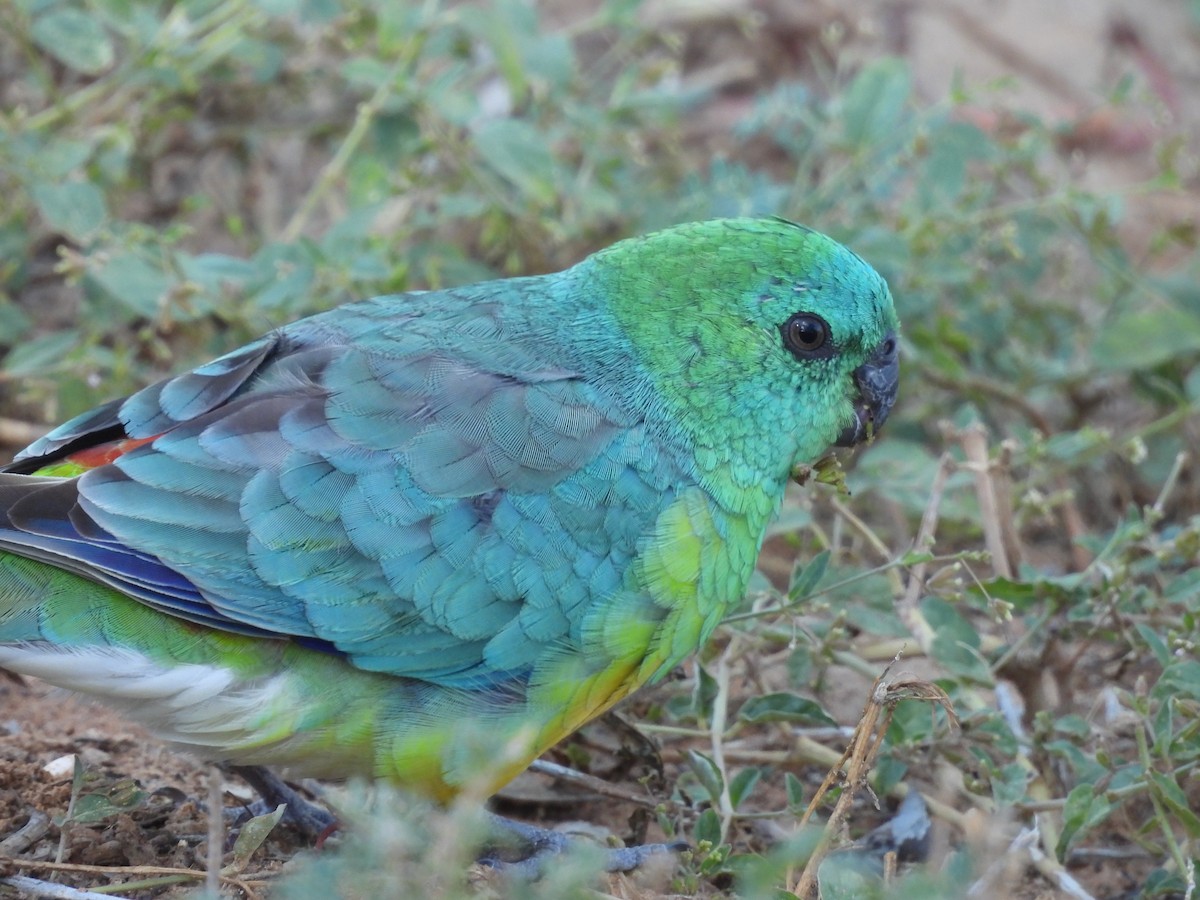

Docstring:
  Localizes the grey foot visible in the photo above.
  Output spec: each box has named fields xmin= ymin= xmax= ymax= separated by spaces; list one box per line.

xmin=226 ymin=765 xmax=337 ymax=840
xmin=479 ymin=812 xmax=688 ymax=877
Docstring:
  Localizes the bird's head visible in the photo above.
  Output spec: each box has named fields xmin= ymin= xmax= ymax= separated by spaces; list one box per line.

xmin=579 ymin=217 xmax=899 ymax=484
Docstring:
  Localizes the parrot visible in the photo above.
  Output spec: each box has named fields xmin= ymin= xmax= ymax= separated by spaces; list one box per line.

xmin=0 ymin=217 xmax=898 ymax=857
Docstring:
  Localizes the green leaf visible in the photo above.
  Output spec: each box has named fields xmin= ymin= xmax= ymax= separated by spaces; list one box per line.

xmin=738 ymin=692 xmax=837 ymax=727
xmin=1043 ymin=739 xmax=1108 ymax=785
xmin=1135 ymin=623 xmax=1171 ymax=668
xmin=31 ymin=9 xmax=115 ymax=75
xmin=787 ymin=643 xmax=814 ymax=686
xmin=840 ymin=58 xmax=911 ymax=149
xmin=64 ymin=760 xmax=147 ymax=825
xmin=341 ymin=56 xmax=394 ymax=90
xmin=1053 ymin=715 xmax=1094 ymax=740
xmin=922 ymin=596 xmax=992 ymax=682
xmin=1186 ymin=366 xmax=1200 ymax=402
xmin=1092 ymin=307 xmax=1200 ymax=372
xmin=32 ymin=182 xmax=108 ymax=241
xmin=686 ymin=750 xmax=725 ymax=803
xmin=0 ymin=302 xmax=32 ymax=346
xmin=818 ymin=851 xmax=879 ymax=900
xmin=728 ymin=767 xmax=761 ymax=809
xmin=231 ymin=804 xmax=287 ymax=869
xmin=694 ymin=807 xmax=722 ymax=848
xmin=250 ymin=256 xmax=315 ymax=313
xmin=472 ymin=119 xmax=557 ymax=206
xmin=87 ymin=252 xmax=171 ymax=319
xmin=972 ymin=576 xmax=1041 ymax=610
xmin=71 ymin=779 xmax=147 ymax=823
xmin=1056 ymin=784 xmax=1114 ymax=858
xmin=1148 ymin=771 xmax=1200 ymax=838
xmin=1150 ymin=694 xmax=1176 ymax=755
xmin=918 ymin=120 xmax=993 ymax=208
xmin=230 ymin=36 xmax=285 ymax=82
xmin=1141 ymin=868 xmax=1190 ymax=896
xmin=178 ymin=252 xmax=256 ymax=290
xmin=992 ymin=762 xmax=1032 ymax=806
xmin=691 ymin=662 xmax=718 ymax=725
xmin=3 ymin=330 xmax=80 ymax=375
xmin=36 ymin=138 xmax=95 ymax=179
xmin=1155 ymin=659 xmax=1200 ymax=702
xmin=520 ymin=32 xmax=574 ymax=88
xmin=1163 ymin=569 xmax=1200 ymax=605
xmin=252 ymin=0 xmax=306 ymax=14
xmin=789 ymin=549 xmax=830 ymax=599
xmin=872 ymin=755 xmax=908 ymax=796
xmin=785 ymin=772 xmax=806 ymax=812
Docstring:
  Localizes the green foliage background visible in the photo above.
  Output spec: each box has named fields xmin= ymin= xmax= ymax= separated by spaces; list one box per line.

xmin=2 ymin=0 xmax=1199 ymax=896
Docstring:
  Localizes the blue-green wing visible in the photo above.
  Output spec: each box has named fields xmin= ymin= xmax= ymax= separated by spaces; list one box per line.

xmin=2 ymin=294 xmax=674 ymax=686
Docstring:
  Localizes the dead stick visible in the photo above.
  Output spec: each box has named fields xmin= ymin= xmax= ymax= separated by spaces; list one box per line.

xmin=897 ymin=451 xmax=954 ymax=654
xmin=957 ymin=423 xmax=1012 ymax=578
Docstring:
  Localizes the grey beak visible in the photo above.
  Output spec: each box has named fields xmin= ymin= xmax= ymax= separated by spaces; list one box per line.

xmin=836 ymin=332 xmax=899 ymax=447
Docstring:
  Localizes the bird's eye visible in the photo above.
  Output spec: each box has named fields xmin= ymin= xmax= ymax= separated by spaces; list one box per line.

xmin=781 ymin=313 xmax=830 ymax=357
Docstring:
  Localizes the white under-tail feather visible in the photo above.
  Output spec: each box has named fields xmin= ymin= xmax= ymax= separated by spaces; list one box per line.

xmin=0 ymin=642 xmax=288 ymax=751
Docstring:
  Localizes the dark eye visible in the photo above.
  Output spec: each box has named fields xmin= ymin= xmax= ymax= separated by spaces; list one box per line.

xmin=781 ymin=313 xmax=830 ymax=357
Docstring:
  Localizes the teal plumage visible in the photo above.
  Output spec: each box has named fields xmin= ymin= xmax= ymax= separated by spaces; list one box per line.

xmin=0 ymin=217 xmax=898 ymax=797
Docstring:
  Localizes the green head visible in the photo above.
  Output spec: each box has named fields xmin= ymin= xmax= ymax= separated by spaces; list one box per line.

xmin=573 ymin=217 xmax=899 ymax=492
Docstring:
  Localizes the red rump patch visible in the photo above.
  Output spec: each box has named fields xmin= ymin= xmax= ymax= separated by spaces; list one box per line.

xmin=66 ymin=435 xmax=160 ymax=469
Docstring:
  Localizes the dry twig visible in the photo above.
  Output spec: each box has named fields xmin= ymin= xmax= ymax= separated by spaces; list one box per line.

xmin=0 ymin=810 xmax=51 ymax=856
xmin=787 ymin=661 xmax=957 ymax=897
xmin=0 ymin=857 xmax=263 ymax=898
xmin=528 ymin=760 xmax=675 ymax=811
xmin=896 ymin=451 xmax=953 ymax=655
xmin=954 ymin=422 xmax=1014 ymax=578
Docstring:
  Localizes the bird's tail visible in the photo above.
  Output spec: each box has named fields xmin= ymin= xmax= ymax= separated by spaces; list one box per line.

xmin=0 ymin=470 xmax=87 ymax=646
xmin=0 ymin=542 xmax=293 ymax=755
xmin=0 ymin=473 xmax=39 ymax=628
xmin=0 ymin=550 xmax=62 ymax=645
xmin=0 ymin=547 xmax=125 ymax=705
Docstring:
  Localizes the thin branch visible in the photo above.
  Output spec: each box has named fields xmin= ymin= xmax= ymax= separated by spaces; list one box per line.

xmin=206 ymin=765 xmax=223 ymax=896
xmin=954 ymin=422 xmax=1013 ymax=578
xmin=0 ymin=809 xmax=51 ymax=855
xmin=788 ymin=665 xmax=957 ymax=897
xmin=0 ymin=874 xmax=127 ymax=900
xmin=280 ymin=50 xmax=416 ymax=242
xmin=710 ymin=645 xmax=736 ymax=841
xmin=895 ymin=452 xmax=954 ymax=655
xmin=527 ymin=760 xmax=673 ymax=811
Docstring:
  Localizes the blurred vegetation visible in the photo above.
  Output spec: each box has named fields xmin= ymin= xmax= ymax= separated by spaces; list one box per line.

xmin=2 ymin=0 xmax=1199 ymax=897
